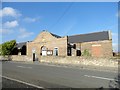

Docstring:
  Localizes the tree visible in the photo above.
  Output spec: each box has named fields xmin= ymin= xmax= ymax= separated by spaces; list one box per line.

xmin=0 ymin=44 xmax=2 ymax=55
xmin=1 ymin=40 xmax=16 ymax=56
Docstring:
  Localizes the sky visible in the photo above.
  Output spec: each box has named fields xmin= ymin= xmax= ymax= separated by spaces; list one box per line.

xmin=0 ymin=2 xmax=118 ymax=52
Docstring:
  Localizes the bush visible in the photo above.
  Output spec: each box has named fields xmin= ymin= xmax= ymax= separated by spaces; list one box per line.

xmin=82 ymin=49 xmax=91 ymax=57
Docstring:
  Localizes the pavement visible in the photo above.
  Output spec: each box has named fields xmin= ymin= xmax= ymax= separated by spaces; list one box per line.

xmin=1 ymin=61 xmax=119 ymax=89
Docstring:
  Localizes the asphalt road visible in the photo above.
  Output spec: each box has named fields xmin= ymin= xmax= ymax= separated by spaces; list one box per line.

xmin=1 ymin=61 xmax=118 ymax=89
xmin=2 ymin=77 xmax=42 ymax=89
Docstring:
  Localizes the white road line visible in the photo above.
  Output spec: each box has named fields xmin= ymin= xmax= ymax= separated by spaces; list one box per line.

xmin=81 ymin=68 xmax=117 ymax=73
xmin=43 ymin=64 xmax=118 ymax=73
xmin=84 ymin=75 xmax=118 ymax=81
xmin=17 ymin=66 xmax=32 ymax=69
xmin=11 ymin=61 xmax=117 ymax=73
xmin=0 ymin=75 xmax=44 ymax=89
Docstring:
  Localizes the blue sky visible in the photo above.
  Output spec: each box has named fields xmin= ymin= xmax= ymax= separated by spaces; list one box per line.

xmin=0 ymin=2 xmax=118 ymax=52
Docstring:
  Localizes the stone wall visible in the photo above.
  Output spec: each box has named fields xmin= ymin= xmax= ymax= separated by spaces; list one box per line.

xmin=11 ymin=55 xmax=33 ymax=62
xmin=39 ymin=56 xmax=118 ymax=67
xmin=0 ymin=55 xmax=33 ymax=62
xmin=0 ymin=55 xmax=118 ymax=67
xmin=0 ymin=56 xmax=9 ymax=60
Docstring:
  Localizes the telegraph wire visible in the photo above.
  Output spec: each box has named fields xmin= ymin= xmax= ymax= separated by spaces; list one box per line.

xmin=49 ymin=2 xmax=74 ymax=31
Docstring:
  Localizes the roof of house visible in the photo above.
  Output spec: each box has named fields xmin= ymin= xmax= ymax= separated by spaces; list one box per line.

xmin=41 ymin=30 xmax=61 ymax=38
xmin=50 ymin=33 xmax=61 ymax=38
xmin=15 ymin=42 xmax=26 ymax=49
xmin=68 ymin=31 xmax=110 ymax=43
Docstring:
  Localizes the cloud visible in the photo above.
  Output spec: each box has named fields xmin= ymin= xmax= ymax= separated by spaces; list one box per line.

xmin=3 ymin=20 xmax=19 ymax=28
xmin=18 ymin=28 xmax=34 ymax=38
xmin=0 ymin=7 xmax=21 ymax=17
xmin=23 ymin=17 xmax=40 ymax=23
xmin=0 ymin=29 xmax=13 ymax=34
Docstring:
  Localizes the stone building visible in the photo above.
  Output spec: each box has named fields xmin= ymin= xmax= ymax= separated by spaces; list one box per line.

xmin=27 ymin=30 xmax=68 ymax=60
xmin=68 ymin=31 xmax=113 ymax=57
xmin=15 ymin=30 xmax=113 ymax=58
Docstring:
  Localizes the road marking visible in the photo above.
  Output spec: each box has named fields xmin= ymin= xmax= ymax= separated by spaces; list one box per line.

xmin=17 ymin=66 xmax=32 ymax=69
xmin=84 ymin=75 xmax=118 ymax=81
xmin=10 ymin=61 xmax=117 ymax=73
xmin=0 ymin=75 xmax=44 ymax=89
xmin=39 ymin=64 xmax=118 ymax=73
xmin=80 ymin=68 xmax=117 ymax=73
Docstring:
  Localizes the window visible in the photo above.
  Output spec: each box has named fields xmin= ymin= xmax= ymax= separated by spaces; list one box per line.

xmin=41 ymin=46 xmax=47 ymax=56
xmin=53 ymin=48 xmax=58 ymax=56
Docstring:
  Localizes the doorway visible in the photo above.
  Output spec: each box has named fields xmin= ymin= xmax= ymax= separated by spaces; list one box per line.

xmin=33 ymin=53 xmax=35 ymax=61
xmin=53 ymin=48 xmax=58 ymax=56
xmin=76 ymin=50 xmax=81 ymax=56
xmin=67 ymin=47 xmax=72 ymax=56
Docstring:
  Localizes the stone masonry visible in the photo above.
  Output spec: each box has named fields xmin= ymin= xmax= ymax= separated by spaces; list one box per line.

xmin=25 ymin=30 xmax=113 ymax=58
xmin=27 ymin=31 xmax=68 ymax=58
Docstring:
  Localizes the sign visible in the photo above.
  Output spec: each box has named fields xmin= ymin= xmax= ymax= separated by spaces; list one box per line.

xmin=47 ymin=50 xmax=53 ymax=55
xmin=92 ymin=44 xmax=101 ymax=47
xmin=32 ymin=48 xmax=36 ymax=53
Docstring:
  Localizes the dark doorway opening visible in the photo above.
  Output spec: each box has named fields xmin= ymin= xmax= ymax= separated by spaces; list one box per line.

xmin=33 ymin=53 xmax=35 ymax=61
xmin=21 ymin=45 xmax=26 ymax=55
xmin=12 ymin=47 xmax=18 ymax=55
xmin=67 ymin=47 xmax=72 ymax=56
xmin=53 ymin=48 xmax=58 ymax=56
xmin=76 ymin=50 xmax=81 ymax=56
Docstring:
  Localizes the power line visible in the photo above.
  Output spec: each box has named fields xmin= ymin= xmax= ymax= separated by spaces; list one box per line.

xmin=49 ymin=2 xmax=74 ymax=31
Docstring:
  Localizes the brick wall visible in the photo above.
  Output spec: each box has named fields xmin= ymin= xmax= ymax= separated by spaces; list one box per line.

xmin=81 ymin=40 xmax=113 ymax=57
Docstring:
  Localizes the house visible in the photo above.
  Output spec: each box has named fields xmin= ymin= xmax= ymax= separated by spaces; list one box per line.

xmin=68 ymin=31 xmax=112 ymax=57
xmin=12 ymin=42 xmax=26 ymax=55
xmin=15 ymin=30 xmax=113 ymax=58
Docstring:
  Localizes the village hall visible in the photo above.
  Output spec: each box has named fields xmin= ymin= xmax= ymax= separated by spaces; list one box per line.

xmin=13 ymin=30 xmax=113 ymax=59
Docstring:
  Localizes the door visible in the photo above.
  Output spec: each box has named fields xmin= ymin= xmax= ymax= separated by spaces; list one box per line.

xmin=53 ymin=48 xmax=58 ymax=56
xmin=76 ymin=50 xmax=81 ymax=56
xmin=33 ymin=53 xmax=35 ymax=61
xmin=67 ymin=47 xmax=72 ymax=56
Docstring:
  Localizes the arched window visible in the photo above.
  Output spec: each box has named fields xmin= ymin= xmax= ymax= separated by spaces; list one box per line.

xmin=41 ymin=46 xmax=46 ymax=51
xmin=41 ymin=46 xmax=47 ymax=56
